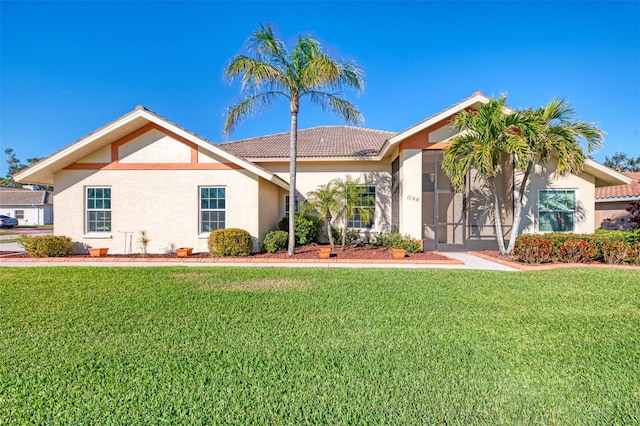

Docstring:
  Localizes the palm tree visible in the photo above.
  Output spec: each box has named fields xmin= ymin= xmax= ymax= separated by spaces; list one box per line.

xmin=506 ymin=98 xmax=603 ymax=253
xmin=442 ymin=95 xmax=602 ymax=255
xmin=306 ymin=182 xmax=341 ymax=251
xmin=223 ymin=23 xmax=364 ymax=256
xmin=332 ymin=175 xmax=371 ymax=251
xmin=442 ymin=95 xmax=530 ymax=255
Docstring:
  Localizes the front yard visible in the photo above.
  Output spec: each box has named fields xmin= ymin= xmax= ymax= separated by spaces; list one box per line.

xmin=1 ymin=267 xmax=638 ymax=424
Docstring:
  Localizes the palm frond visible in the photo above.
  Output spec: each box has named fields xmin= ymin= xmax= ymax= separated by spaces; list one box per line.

xmin=223 ymin=92 xmax=279 ymax=135
xmin=306 ymin=91 xmax=364 ymax=125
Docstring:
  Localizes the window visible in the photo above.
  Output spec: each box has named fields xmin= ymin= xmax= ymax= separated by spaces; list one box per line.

xmin=539 ymin=189 xmax=576 ymax=233
xmin=15 ymin=210 xmax=24 ymax=220
xmin=86 ymin=187 xmax=111 ymax=233
xmin=200 ymin=187 xmax=225 ymax=233
xmin=284 ymin=195 xmax=300 ymax=215
xmin=348 ymin=185 xmax=376 ymax=229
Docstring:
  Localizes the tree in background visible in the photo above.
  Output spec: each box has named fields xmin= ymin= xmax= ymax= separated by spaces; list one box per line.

xmin=223 ymin=23 xmax=364 ymax=256
xmin=604 ymin=152 xmax=640 ymax=173
xmin=442 ymin=95 xmax=602 ymax=255
xmin=1 ymin=149 xmax=45 ymax=188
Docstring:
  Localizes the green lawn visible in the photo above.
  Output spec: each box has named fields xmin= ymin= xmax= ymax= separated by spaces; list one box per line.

xmin=1 ymin=267 xmax=638 ymax=424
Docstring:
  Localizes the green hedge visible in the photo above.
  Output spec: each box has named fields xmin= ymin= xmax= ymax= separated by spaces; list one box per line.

xmin=262 ymin=230 xmax=288 ymax=253
xmin=18 ymin=235 xmax=74 ymax=258
xmin=278 ymin=214 xmax=323 ymax=246
xmin=514 ymin=230 xmax=640 ymax=265
xmin=208 ymin=228 xmax=253 ymax=257
xmin=375 ymin=232 xmax=422 ymax=254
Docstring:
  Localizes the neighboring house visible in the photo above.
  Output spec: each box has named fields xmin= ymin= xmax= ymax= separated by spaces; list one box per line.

xmin=595 ymin=172 xmax=640 ymax=230
xmin=13 ymin=92 xmax=630 ymax=254
xmin=0 ymin=187 xmax=54 ymax=226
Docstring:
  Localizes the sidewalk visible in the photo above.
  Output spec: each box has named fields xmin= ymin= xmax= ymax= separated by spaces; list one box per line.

xmin=0 ymin=252 xmax=518 ymax=271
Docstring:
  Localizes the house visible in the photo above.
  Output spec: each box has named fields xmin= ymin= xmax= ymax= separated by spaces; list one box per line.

xmin=0 ymin=187 xmax=54 ymax=226
xmin=13 ymin=92 xmax=631 ymax=254
xmin=595 ymin=172 xmax=640 ymax=230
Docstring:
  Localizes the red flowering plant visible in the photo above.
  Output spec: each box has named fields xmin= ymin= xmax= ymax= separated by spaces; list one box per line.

xmin=627 ymin=201 xmax=640 ymax=230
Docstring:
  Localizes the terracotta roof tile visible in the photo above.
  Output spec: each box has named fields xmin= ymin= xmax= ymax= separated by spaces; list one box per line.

xmin=218 ymin=126 xmax=395 ymax=158
xmin=595 ymin=172 xmax=640 ymax=200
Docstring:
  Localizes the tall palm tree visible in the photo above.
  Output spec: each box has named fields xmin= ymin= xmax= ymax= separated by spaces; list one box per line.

xmin=223 ymin=23 xmax=364 ymax=256
xmin=442 ymin=95 xmax=530 ymax=255
xmin=306 ymin=182 xmax=341 ymax=251
xmin=332 ymin=175 xmax=371 ymax=251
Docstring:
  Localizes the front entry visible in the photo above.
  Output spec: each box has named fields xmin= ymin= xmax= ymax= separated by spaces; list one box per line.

xmin=422 ymin=151 xmax=465 ymax=251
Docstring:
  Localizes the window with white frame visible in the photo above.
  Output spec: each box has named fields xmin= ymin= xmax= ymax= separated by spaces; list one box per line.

xmin=15 ymin=210 xmax=24 ymax=220
xmin=86 ymin=187 xmax=111 ymax=233
xmin=284 ymin=195 xmax=300 ymax=215
xmin=538 ymin=189 xmax=576 ymax=233
xmin=200 ymin=187 xmax=226 ymax=233
xmin=348 ymin=185 xmax=376 ymax=229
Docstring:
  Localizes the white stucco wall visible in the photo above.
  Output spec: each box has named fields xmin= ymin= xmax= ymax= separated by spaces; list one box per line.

xmin=2 ymin=206 xmax=53 ymax=226
xmin=398 ymin=149 xmax=423 ymax=239
xmin=256 ymin=160 xmax=392 ymax=233
xmin=520 ymin=159 xmax=596 ymax=234
xmin=118 ymin=129 xmax=191 ymax=163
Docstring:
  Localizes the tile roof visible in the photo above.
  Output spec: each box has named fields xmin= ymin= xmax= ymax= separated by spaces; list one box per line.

xmin=595 ymin=172 xmax=640 ymax=200
xmin=219 ymin=126 xmax=396 ymax=158
xmin=0 ymin=188 xmax=53 ymax=206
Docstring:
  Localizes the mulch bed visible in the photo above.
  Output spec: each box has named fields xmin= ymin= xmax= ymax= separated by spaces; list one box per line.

xmin=0 ymin=245 xmax=451 ymax=261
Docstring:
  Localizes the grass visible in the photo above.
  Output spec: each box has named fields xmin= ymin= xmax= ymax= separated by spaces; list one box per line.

xmin=1 ymin=267 xmax=638 ymax=424
xmin=0 ymin=231 xmax=15 ymax=236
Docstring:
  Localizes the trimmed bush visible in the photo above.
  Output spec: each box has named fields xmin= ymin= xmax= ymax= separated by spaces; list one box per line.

xmin=262 ymin=230 xmax=288 ymax=253
xmin=208 ymin=228 xmax=253 ymax=257
xmin=513 ymin=235 xmax=554 ymax=264
xmin=18 ymin=235 xmax=74 ymax=258
xmin=375 ymin=232 xmax=421 ymax=254
xmin=630 ymin=243 xmax=640 ymax=266
xmin=278 ymin=214 xmax=323 ymax=245
xmin=557 ymin=240 xmax=597 ymax=263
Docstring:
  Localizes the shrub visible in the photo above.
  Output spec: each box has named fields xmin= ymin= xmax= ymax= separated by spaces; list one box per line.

xmin=513 ymin=234 xmax=554 ymax=264
xmin=630 ymin=243 xmax=640 ymax=266
xmin=278 ymin=214 xmax=323 ymax=245
xmin=18 ymin=235 xmax=74 ymax=258
xmin=600 ymin=241 xmax=630 ymax=265
xmin=375 ymin=232 xmax=421 ymax=254
xmin=208 ymin=228 xmax=253 ymax=257
xmin=557 ymin=240 xmax=597 ymax=263
xmin=262 ymin=230 xmax=288 ymax=253
xmin=331 ymin=227 xmax=362 ymax=246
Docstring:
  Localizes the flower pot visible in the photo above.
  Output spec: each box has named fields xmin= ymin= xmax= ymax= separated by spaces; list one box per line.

xmin=318 ymin=247 xmax=331 ymax=259
xmin=176 ymin=247 xmax=193 ymax=257
xmin=89 ymin=248 xmax=109 ymax=257
xmin=391 ymin=248 xmax=406 ymax=259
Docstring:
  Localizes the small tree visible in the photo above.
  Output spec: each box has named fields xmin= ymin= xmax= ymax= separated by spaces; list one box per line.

xmin=332 ymin=175 xmax=372 ymax=251
xmin=307 ymin=182 xmax=341 ymax=251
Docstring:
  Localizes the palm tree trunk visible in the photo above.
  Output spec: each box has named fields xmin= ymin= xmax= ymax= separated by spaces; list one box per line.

xmin=288 ymin=110 xmax=298 ymax=257
xmin=506 ymin=161 xmax=533 ymax=254
xmin=489 ymin=177 xmax=508 ymax=255
xmin=326 ymin=213 xmax=335 ymax=251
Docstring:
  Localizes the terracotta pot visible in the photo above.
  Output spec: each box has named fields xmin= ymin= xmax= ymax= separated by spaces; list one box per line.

xmin=176 ymin=247 xmax=193 ymax=257
xmin=318 ymin=247 xmax=331 ymax=259
xmin=391 ymin=248 xmax=406 ymax=259
xmin=89 ymin=248 xmax=109 ymax=257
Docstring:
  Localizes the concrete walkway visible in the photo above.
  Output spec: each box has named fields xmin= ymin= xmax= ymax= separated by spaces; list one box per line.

xmin=0 ymin=251 xmax=517 ymax=271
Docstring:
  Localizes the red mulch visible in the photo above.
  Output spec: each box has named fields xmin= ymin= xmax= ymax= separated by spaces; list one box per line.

xmin=0 ymin=245 xmax=450 ymax=261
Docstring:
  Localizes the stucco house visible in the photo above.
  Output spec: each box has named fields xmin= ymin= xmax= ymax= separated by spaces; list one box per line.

xmin=14 ymin=92 xmax=630 ymax=254
xmin=595 ymin=172 xmax=640 ymax=230
xmin=0 ymin=187 xmax=54 ymax=226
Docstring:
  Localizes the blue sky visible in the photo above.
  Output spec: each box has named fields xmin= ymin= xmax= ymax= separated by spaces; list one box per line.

xmin=1 ymin=1 xmax=639 ymax=177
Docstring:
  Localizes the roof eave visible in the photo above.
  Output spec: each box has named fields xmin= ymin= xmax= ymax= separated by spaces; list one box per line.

xmin=583 ymin=159 xmax=633 ymax=186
